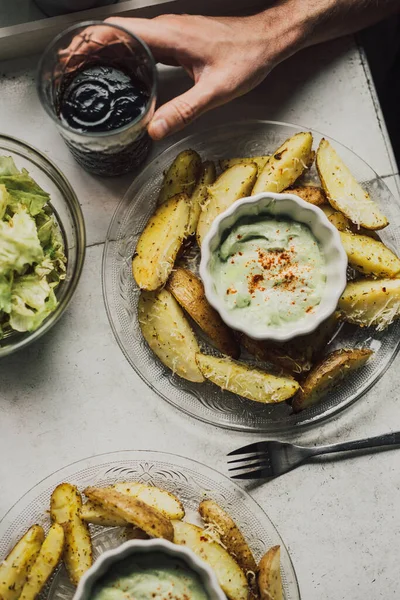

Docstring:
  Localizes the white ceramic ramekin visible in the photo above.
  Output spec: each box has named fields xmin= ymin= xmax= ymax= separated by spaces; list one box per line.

xmin=199 ymin=191 xmax=348 ymax=342
xmin=73 ymin=538 xmax=226 ymax=600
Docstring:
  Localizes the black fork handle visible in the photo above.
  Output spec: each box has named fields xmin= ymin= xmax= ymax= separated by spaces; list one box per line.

xmin=313 ymin=431 xmax=400 ymax=456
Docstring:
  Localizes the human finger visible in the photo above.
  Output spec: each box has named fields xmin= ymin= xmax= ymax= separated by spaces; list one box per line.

xmin=148 ymin=78 xmax=225 ymax=140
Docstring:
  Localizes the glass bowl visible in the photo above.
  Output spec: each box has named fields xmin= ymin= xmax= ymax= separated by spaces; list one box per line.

xmin=103 ymin=120 xmax=400 ymax=433
xmin=0 ymin=134 xmax=86 ymax=357
xmin=0 ymin=450 xmax=300 ymax=600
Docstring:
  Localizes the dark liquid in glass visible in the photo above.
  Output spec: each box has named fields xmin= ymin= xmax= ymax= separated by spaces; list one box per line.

xmin=58 ymin=65 xmax=151 ymax=176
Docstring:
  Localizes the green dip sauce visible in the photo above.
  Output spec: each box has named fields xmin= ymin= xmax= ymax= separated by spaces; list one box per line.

xmin=211 ymin=215 xmax=326 ymax=329
xmin=90 ymin=553 xmax=209 ymax=600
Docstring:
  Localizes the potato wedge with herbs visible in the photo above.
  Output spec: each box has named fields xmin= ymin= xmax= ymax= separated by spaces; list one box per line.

xmin=289 ymin=185 xmax=326 ymax=206
xmin=187 ymin=161 xmax=216 ymax=236
xmin=138 ymin=289 xmax=204 ymax=382
xmin=196 ymin=353 xmax=299 ymax=403
xmin=339 ymin=231 xmax=400 ymax=278
xmin=316 ymin=138 xmax=388 ymax=230
xmin=219 ymin=156 xmax=270 ymax=174
xmin=20 ymin=524 xmax=64 ymax=600
xmin=84 ymin=487 xmax=174 ymax=542
xmin=80 ymin=502 xmax=128 ymax=527
xmin=320 ymin=204 xmax=352 ymax=232
xmin=252 ymin=132 xmax=313 ymax=196
xmin=82 ymin=482 xmax=184 ymax=527
xmin=111 ymin=482 xmax=185 ymax=520
xmin=50 ymin=483 xmax=92 ymax=586
xmin=196 ymin=163 xmax=258 ymax=246
xmin=0 ymin=525 xmax=44 ymax=600
xmin=240 ymin=314 xmax=338 ymax=375
xmin=292 ymin=348 xmax=373 ymax=412
xmin=166 ymin=268 xmax=239 ymax=358
xmin=158 ymin=149 xmax=202 ymax=204
xmin=172 ymin=520 xmax=249 ymax=600
xmin=338 ymin=278 xmax=400 ymax=330
xmin=321 ymin=205 xmax=380 ymax=239
xmin=199 ymin=500 xmax=257 ymax=584
xmin=258 ymin=546 xmax=282 ymax=600
xmin=132 ymin=194 xmax=190 ymax=291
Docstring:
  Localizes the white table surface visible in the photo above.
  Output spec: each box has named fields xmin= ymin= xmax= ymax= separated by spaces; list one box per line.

xmin=1 ymin=34 xmax=400 ymax=600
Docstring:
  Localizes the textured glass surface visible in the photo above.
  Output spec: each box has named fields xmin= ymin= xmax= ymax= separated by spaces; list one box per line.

xmin=103 ymin=121 xmax=400 ymax=432
xmin=0 ymin=451 xmax=300 ymax=600
xmin=0 ymin=134 xmax=85 ymax=356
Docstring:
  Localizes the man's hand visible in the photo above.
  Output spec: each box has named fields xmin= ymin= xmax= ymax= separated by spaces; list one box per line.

xmin=105 ymin=0 xmax=400 ymax=141
xmin=105 ymin=11 xmax=305 ymax=141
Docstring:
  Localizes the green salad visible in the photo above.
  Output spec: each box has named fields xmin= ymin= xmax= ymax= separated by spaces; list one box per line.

xmin=0 ymin=155 xmax=67 ymax=337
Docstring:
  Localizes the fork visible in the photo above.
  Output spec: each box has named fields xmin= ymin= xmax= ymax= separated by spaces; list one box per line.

xmin=227 ymin=431 xmax=400 ymax=479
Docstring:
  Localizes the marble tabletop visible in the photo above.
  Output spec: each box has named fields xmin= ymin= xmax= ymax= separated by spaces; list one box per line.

xmin=0 ymin=34 xmax=400 ymax=600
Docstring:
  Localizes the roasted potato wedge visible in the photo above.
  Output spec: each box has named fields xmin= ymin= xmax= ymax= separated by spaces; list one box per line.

xmin=50 ymin=483 xmax=92 ymax=586
xmin=172 ymin=520 xmax=249 ymax=600
xmin=80 ymin=502 xmax=128 ymax=527
xmin=252 ymin=132 xmax=313 ymax=196
xmin=0 ymin=526 xmax=44 ymax=600
xmin=82 ymin=483 xmax=184 ymax=525
xmin=320 ymin=204 xmax=352 ymax=231
xmin=292 ymin=348 xmax=373 ymax=412
xmin=240 ymin=314 xmax=338 ymax=375
xmin=199 ymin=500 xmax=257 ymax=584
xmin=339 ymin=231 xmax=400 ymax=278
xmin=133 ymin=194 xmax=190 ymax=291
xmin=316 ymin=138 xmax=388 ymax=230
xmin=166 ymin=268 xmax=239 ymax=358
xmin=219 ymin=156 xmax=270 ymax=174
xmin=84 ymin=487 xmax=174 ymax=542
xmin=138 ymin=289 xmax=204 ymax=382
xmin=338 ymin=278 xmax=400 ymax=330
xmin=111 ymin=482 xmax=184 ymax=520
xmin=187 ymin=161 xmax=216 ymax=236
xmin=258 ymin=546 xmax=282 ymax=600
xmin=196 ymin=353 xmax=299 ymax=403
xmin=196 ymin=163 xmax=258 ymax=246
xmin=321 ymin=205 xmax=380 ymax=239
xmin=158 ymin=149 xmax=202 ymax=204
xmin=289 ymin=185 xmax=326 ymax=206
xmin=81 ymin=500 xmax=153 ymax=539
xmin=20 ymin=524 xmax=64 ymax=600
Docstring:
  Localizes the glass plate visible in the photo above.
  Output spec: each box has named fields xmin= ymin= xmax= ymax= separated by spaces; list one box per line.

xmin=103 ymin=120 xmax=400 ymax=433
xmin=0 ymin=451 xmax=300 ymax=600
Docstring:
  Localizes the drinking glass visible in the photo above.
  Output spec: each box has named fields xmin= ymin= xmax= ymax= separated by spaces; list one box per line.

xmin=37 ymin=21 xmax=157 ymax=176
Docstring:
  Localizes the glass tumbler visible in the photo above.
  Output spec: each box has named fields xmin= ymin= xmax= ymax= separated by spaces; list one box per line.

xmin=37 ymin=21 xmax=157 ymax=176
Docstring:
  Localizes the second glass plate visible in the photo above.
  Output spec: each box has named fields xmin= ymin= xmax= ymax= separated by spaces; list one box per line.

xmin=103 ymin=120 xmax=400 ymax=433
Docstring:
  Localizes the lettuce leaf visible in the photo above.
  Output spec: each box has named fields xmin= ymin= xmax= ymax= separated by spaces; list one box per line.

xmin=0 ymin=273 xmax=12 ymax=313
xmin=9 ymin=276 xmax=58 ymax=332
xmin=7 ymin=189 xmax=49 ymax=217
xmin=35 ymin=215 xmax=67 ymax=282
xmin=0 ymin=209 xmax=44 ymax=273
xmin=0 ymin=184 xmax=9 ymax=219
xmin=0 ymin=171 xmax=50 ymax=198
xmin=0 ymin=156 xmax=19 ymax=176
xmin=0 ymin=155 xmax=66 ymax=334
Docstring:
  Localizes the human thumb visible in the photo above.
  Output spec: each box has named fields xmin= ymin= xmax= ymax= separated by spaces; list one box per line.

xmin=148 ymin=81 xmax=215 ymax=140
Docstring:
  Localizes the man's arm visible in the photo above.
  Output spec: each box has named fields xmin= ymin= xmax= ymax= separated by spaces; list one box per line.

xmin=105 ymin=0 xmax=400 ymax=140
xmin=279 ymin=0 xmax=400 ymax=46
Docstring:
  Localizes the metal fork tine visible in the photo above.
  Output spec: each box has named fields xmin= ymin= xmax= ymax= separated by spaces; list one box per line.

xmin=227 ymin=441 xmax=270 ymax=456
xmin=228 ymin=460 xmax=270 ymax=473
xmin=227 ymin=454 xmax=264 ymax=465
xmin=231 ymin=467 xmax=273 ymax=480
